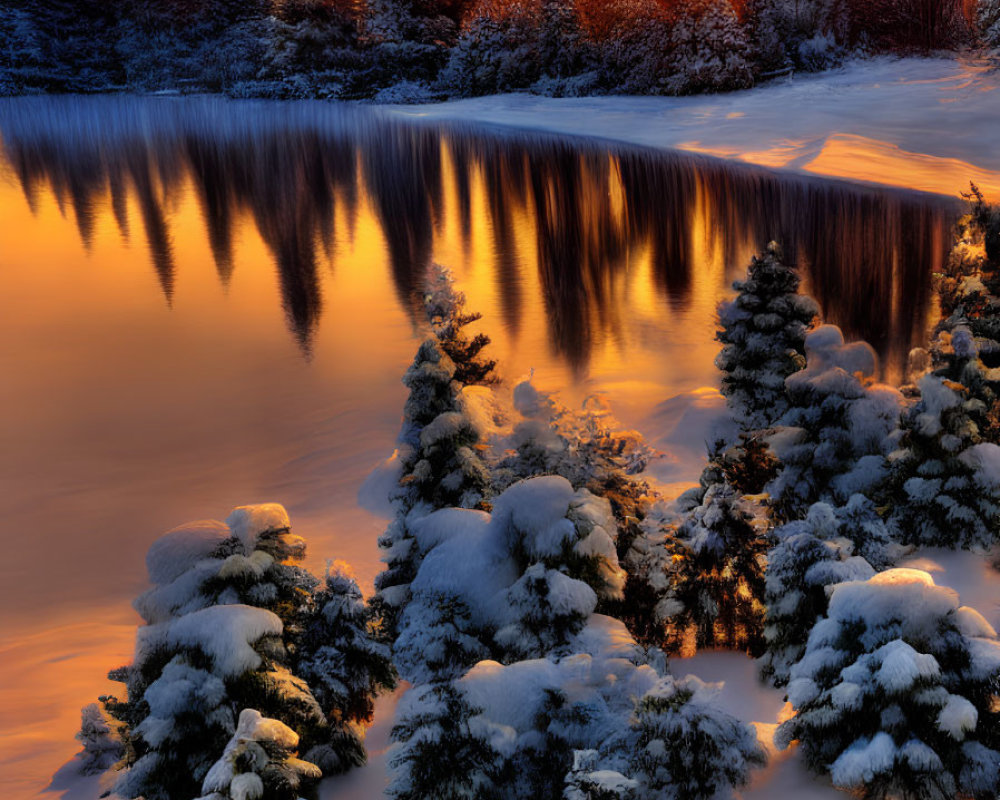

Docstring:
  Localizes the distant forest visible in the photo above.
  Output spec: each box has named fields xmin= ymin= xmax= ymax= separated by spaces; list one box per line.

xmin=0 ymin=0 xmax=992 ymax=100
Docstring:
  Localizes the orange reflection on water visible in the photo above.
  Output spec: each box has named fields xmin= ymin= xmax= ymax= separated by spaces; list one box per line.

xmin=804 ymin=133 xmax=1000 ymax=199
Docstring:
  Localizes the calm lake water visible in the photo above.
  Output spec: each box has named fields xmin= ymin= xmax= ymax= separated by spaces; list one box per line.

xmin=0 ymin=96 xmax=958 ymax=798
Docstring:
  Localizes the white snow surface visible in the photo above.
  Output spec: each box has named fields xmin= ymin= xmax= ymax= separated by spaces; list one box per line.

xmin=388 ymin=57 xmax=1000 ymax=199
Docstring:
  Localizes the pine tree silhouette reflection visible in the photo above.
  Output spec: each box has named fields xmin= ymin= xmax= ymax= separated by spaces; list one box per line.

xmin=0 ymin=97 xmax=956 ymax=375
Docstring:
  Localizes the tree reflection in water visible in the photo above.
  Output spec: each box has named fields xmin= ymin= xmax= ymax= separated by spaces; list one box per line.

xmin=0 ymin=96 xmax=956 ymax=376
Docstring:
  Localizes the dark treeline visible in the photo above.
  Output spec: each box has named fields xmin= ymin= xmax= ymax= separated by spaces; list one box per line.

xmin=0 ymin=0 xmax=985 ymax=100
xmin=0 ymin=97 xmax=956 ymax=371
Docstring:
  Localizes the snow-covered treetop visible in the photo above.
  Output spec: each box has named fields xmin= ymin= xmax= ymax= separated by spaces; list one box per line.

xmin=136 ymin=604 xmax=283 ymax=678
xmin=225 ymin=503 xmax=292 ymax=553
xmin=145 ymin=520 xmax=231 ymax=585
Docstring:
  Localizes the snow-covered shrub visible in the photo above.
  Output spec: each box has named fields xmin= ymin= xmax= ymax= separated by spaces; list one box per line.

xmin=631 ymin=674 xmax=766 ymax=799
xmin=886 ymin=372 xmax=1000 ymax=549
xmin=660 ymin=482 xmax=772 ymax=655
xmin=196 ymin=708 xmax=321 ymax=800
xmin=295 ymin=561 xmax=396 ymax=769
xmin=775 ymin=568 xmax=1000 ymax=799
xmin=759 ymin=502 xmax=877 ymax=686
xmin=767 ymin=324 xmax=904 ymax=521
xmin=716 ymin=241 xmax=819 ymax=430
xmin=659 ymin=0 xmax=754 ymax=95
xmin=744 ymin=0 xmax=845 ymax=72
xmin=75 ymin=702 xmax=125 ymax=775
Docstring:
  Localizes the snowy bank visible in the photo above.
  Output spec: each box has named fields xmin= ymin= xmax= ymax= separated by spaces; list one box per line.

xmin=388 ymin=57 xmax=1000 ymax=199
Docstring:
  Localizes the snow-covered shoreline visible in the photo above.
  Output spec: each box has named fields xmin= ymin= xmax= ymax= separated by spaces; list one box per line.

xmin=386 ymin=57 xmax=1000 ymax=200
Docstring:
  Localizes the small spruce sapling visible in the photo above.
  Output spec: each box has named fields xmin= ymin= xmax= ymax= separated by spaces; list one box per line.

xmin=295 ymin=561 xmax=396 ymax=768
xmin=387 ymin=681 xmax=501 ymax=800
xmin=374 ymin=268 xmax=495 ymax=640
xmin=75 ymin=702 xmax=125 ymax=775
xmin=631 ymin=675 xmax=766 ymax=800
xmin=661 ymin=482 xmax=772 ymax=656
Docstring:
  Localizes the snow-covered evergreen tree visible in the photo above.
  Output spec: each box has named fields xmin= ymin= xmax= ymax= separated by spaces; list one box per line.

xmin=374 ymin=268 xmax=495 ymax=640
xmin=387 ymin=680 xmax=502 ymax=800
xmin=767 ymin=324 xmax=904 ymax=521
xmin=758 ymin=502 xmax=877 ymax=687
xmin=659 ymin=0 xmax=754 ymax=95
xmin=196 ymin=708 xmax=321 ymax=800
xmin=393 ymin=476 xmax=626 ymax=682
xmin=660 ymin=482 xmax=772 ymax=655
xmin=493 ymin=562 xmax=598 ymax=659
xmin=631 ymin=674 xmax=766 ymax=800
xmin=775 ymin=568 xmax=1000 ymax=800
xmin=97 ymin=505 xmax=387 ymax=798
xmin=295 ymin=560 xmax=396 ymax=769
xmin=886 ymin=372 xmax=1000 ymax=549
xmin=111 ymin=602 xmax=326 ymax=800
xmin=394 ymin=588 xmax=490 ymax=683
xmin=715 ymin=241 xmax=818 ymax=430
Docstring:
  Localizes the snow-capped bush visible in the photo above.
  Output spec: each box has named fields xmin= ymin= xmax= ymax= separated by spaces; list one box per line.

xmin=767 ymin=324 xmax=905 ymax=520
xmin=631 ymin=674 xmax=766 ymax=799
xmin=775 ymin=568 xmax=1000 ymax=799
xmin=759 ymin=502 xmax=877 ymax=686
xmin=716 ymin=241 xmax=819 ymax=430
xmin=196 ymin=708 xmax=321 ymax=800
xmin=659 ymin=482 xmax=772 ymax=655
